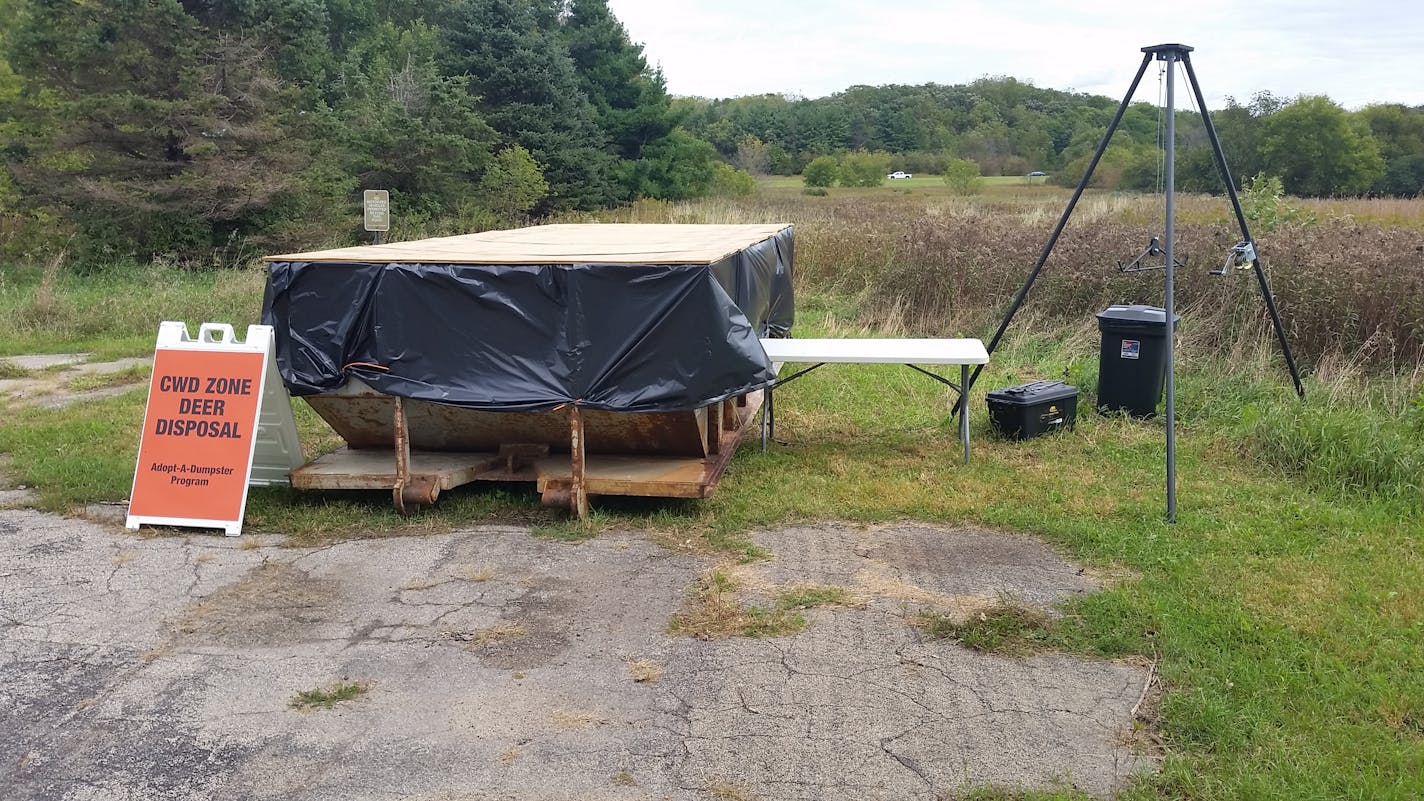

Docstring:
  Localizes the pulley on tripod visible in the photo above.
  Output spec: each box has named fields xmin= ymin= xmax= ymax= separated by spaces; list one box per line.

xmin=1212 ymin=240 xmax=1257 ymax=275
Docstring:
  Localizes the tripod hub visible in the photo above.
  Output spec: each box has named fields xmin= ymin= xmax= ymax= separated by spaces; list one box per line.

xmin=1142 ymin=43 xmax=1194 ymax=58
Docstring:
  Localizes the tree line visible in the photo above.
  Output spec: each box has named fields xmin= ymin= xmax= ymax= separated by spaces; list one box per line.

xmin=0 ymin=0 xmax=749 ymax=264
xmin=1 ymin=2 xmax=1418 ymax=267
xmin=678 ymin=79 xmax=1424 ymax=197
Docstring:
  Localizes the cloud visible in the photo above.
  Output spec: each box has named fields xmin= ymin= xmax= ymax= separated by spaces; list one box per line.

xmin=608 ymin=0 xmax=1424 ymax=107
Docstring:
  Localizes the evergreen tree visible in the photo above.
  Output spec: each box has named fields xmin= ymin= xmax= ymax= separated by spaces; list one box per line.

xmin=331 ymin=20 xmax=499 ymax=221
xmin=0 ymin=0 xmax=26 ymax=214
xmin=181 ymin=0 xmax=334 ymax=86
xmin=443 ymin=0 xmax=616 ymax=210
xmin=4 ymin=0 xmax=326 ymax=258
xmin=559 ymin=0 xmax=675 ymax=162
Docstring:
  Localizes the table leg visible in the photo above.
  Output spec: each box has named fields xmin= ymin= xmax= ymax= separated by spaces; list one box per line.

xmin=960 ymin=364 xmax=970 ymax=465
xmin=768 ymin=385 xmax=775 ymax=444
xmin=761 ymin=385 xmax=772 ymax=453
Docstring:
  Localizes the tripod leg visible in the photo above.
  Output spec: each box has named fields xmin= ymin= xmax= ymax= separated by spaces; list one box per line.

xmin=1182 ymin=55 xmax=1306 ymax=399
xmin=962 ymin=52 xmax=1157 ymax=402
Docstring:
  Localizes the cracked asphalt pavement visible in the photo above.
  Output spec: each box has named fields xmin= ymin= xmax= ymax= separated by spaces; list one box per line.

xmin=1 ymin=509 xmax=1153 ymax=800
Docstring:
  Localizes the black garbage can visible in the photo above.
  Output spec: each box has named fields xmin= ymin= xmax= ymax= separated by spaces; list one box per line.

xmin=1096 ymin=304 xmax=1180 ymax=417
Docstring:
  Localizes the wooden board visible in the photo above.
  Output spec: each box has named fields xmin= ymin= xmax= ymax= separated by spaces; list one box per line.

xmin=534 ymin=454 xmax=713 ymax=498
xmin=290 ymin=449 xmax=501 ymax=490
xmin=266 ymin=223 xmax=791 ymax=266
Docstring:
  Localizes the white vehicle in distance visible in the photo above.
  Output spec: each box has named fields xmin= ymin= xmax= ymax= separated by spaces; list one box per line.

xmin=887 ymin=170 xmax=913 ymax=179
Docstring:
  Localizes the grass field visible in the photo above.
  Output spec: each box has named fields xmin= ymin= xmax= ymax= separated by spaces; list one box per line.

xmin=757 ymin=173 xmax=1055 ymax=194
xmin=2 ymin=183 xmax=1422 ymax=798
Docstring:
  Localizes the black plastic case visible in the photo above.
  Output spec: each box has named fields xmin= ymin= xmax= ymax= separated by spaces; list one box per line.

xmin=986 ymin=380 xmax=1079 ymax=439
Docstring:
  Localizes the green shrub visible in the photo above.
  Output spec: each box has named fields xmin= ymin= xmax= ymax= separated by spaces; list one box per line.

xmin=1241 ymin=172 xmax=1316 ymax=232
xmin=943 ymin=157 xmax=984 ymax=194
xmin=477 ymin=145 xmax=549 ymax=223
xmin=711 ymin=163 xmax=756 ymax=196
xmin=838 ymin=151 xmax=891 ymax=187
xmin=802 ymin=156 xmax=839 ymax=188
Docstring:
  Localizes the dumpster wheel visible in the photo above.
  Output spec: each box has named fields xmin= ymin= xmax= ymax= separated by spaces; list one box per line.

xmin=393 ymin=476 xmax=440 ymax=516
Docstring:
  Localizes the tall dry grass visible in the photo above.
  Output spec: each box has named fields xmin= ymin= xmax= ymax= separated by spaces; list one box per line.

xmin=604 ymin=189 xmax=1424 ymax=374
xmin=608 ymin=187 xmax=1423 ymax=502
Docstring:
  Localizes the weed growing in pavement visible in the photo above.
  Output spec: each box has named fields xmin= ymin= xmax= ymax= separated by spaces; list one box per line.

xmin=626 ymin=659 xmax=664 ymax=683
xmin=670 ymin=571 xmax=855 ymax=640
xmin=668 ymin=569 xmax=749 ymax=640
xmin=916 ymin=604 xmax=1057 ymax=658
xmin=945 ymin=784 xmax=1099 ymax=801
xmin=736 ymin=605 xmax=807 ymax=638
xmin=774 ymin=584 xmax=854 ymax=610
xmin=64 ymin=364 xmax=150 ymax=392
xmin=290 ymin=680 xmax=369 ymax=711
xmin=464 ymin=623 xmax=528 ymax=648
xmin=707 ymin=783 xmax=758 ymax=801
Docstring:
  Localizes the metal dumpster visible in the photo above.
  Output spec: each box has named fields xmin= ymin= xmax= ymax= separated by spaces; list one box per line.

xmin=262 ymin=223 xmax=794 ymax=516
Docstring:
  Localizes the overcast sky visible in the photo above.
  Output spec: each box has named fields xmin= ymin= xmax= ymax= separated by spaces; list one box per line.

xmin=606 ymin=0 xmax=1423 ymax=109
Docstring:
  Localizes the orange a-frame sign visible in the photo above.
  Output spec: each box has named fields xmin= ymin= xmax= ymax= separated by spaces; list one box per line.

xmin=126 ymin=322 xmax=275 ymax=536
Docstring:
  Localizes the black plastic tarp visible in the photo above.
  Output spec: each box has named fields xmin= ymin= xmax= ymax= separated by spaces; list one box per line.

xmin=262 ymin=227 xmax=794 ymax=413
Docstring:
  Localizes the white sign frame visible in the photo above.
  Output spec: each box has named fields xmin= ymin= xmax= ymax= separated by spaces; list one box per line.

xmin=126 ymin=322 xmax=277 ymax=536
xmin=364 ymin=189 xmax=390 ymax=232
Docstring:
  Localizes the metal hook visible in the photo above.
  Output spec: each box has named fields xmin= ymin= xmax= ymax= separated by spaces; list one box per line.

xmin=1119 ymin=236 xmax=1187 ymax=273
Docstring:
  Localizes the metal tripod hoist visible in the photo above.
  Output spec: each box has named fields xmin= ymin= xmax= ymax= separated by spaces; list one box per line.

xmin=967 ymin=44 xmax=1305 ymax=524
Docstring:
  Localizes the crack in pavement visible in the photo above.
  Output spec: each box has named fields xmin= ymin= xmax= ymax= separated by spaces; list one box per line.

xmin=880 ymin=726 xmax=936 ymax=789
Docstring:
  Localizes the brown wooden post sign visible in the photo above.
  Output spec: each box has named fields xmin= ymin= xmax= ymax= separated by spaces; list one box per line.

xmin=364 ymin=189 xmax=389 ymax=244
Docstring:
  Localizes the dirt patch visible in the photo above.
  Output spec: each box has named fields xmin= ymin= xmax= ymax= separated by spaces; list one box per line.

xmin=0 ymin=354 xmax=150 ymax=409
xmin=172 ymin=560 xmax=345 ymax=647
xmin=728 ymin=523 xmax=1102 ymax=623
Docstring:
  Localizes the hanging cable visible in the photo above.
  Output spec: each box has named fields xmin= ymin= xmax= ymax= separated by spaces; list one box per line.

xmin=1179 ymin=61 xmax=1205 ymax=184
xmin=1155 ymin=61 xmax=1166 ymax=195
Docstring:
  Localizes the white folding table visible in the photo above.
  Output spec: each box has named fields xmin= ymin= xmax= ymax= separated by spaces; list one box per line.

xmin=758 ymin=338 xmax=990 ymax=464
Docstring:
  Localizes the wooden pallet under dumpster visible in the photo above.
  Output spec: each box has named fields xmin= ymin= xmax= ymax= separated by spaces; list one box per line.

xmin=290 ymin=381 xmax=765 ymax=517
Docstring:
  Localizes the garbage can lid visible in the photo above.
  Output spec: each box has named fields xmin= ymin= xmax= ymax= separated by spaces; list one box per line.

xmin=1095 ymin=304 xmax=1181 ymax=324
